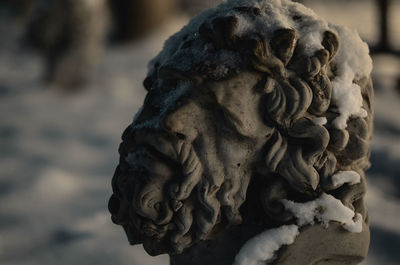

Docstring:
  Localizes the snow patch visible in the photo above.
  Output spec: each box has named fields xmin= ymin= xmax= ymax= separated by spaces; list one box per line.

xmin=233 ymin=225 xmax=299 ymax=265
xmin=331 ymin=64 xmax=368 ymax=129
xmin=312 ymin=117 xmax=327 ymax=126
xmin=343 ymin=213 xmax=363 ymax=233
xmin=301 ymin=31 xmax=324 ymax=55
xmin=234 ymin=15 xmax=253 ymax=36
xmin=282 ymin=193 xmax=362 ymax=233
xmin=331 ymin=170 xmax=361 ymax=188
xmin=331 ymin=25 xmax=373 ymax=79
xmin=329 ymin=25 xmax=372 ymax=129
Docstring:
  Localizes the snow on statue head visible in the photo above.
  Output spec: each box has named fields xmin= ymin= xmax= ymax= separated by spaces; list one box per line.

xmin=109 ymin=0 xmax=373 ymax=263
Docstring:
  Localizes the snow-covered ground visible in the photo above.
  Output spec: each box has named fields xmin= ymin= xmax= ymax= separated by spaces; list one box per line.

xmin=0 ymin=1 xmax=399 ymax=264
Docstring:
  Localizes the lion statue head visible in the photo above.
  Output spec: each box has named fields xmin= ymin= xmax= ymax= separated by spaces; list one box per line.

xmin=109 ymin=0 xmax=373 ymax=258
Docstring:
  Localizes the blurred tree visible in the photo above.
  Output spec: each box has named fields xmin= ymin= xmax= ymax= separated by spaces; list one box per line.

xmin=377 ymin=0 xmax=389 ymax=51
xmin=0 ymin=0 xmax=34 ymax=18
xmin=180 ymin=0 xmax=222 ymax=15
xmin=369 ymin=0 xmax=399 ymax=56
xmin=108 ymin=0 xmax=177 ymax=42
xmin=26 ymin=0 xmax=109 ymax=89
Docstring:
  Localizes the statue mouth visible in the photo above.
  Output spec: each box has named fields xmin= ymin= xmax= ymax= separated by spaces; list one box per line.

xmin=142 ymin=223 xmax=165 ymax=238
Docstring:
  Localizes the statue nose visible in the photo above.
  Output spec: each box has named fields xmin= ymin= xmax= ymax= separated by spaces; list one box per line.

xmin=163 ymin=110 xmax=185 ymax=135
xmin=161 ymin=101 xmax=201 ymax=141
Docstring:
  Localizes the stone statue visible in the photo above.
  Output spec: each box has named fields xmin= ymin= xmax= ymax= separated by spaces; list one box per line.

xmin=108 ymin=0 xmax=373 ymax=264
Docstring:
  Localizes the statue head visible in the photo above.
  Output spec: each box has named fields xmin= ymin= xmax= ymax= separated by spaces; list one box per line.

xmin=109 ymin=0 xmax=373 ymax=261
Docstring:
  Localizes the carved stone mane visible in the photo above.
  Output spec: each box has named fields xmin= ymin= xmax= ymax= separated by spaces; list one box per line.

xmin=109 ymin=0 xmax=373 ymax=263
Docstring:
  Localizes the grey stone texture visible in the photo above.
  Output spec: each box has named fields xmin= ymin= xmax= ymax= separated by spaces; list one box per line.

xmin=109 ymin=2 xmax=373 ymax=264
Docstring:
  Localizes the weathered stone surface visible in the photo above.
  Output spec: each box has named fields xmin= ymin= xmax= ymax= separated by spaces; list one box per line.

xmin=109 ymin=1 xmax=373 ymax=264
xmin=273 ymin=222 xmax=370 ymax=265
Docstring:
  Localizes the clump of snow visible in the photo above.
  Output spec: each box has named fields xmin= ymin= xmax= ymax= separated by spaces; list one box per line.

xmin=301 ymin=31 xmax=324 ymax=56
xmin=331 ymin=64 xmax=368 ymax=129
xmin=312 ymin=117 xmax=327 ymax=126
xmin=331 ymin=25 xmax=373 ymax=79
xmin=282 ymin=193 xmax=363 ymax=233
xmin=329 ymin=25 xmax=372 ymax=129
xmin=233 ymin=225 xmax=299 ymax=265
xmin=343 ymin=213 xmax=363 ymax=233
xmin=331 ymin=170 xmax=361 ymax=188
xmin=234 ymin=15 xmax=253 ymax=36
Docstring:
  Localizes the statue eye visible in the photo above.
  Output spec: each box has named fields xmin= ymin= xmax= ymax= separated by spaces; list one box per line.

xmin=176 ymin=133 xmax=186 ymax=140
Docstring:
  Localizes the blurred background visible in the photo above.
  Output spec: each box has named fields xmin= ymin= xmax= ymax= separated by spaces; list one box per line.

xmin=0 ymin=0 xmax=399 ymax=264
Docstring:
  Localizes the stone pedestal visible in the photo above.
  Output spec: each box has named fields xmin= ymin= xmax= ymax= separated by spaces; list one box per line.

xmin=170 ymin=223 xmax=370 ymax=265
